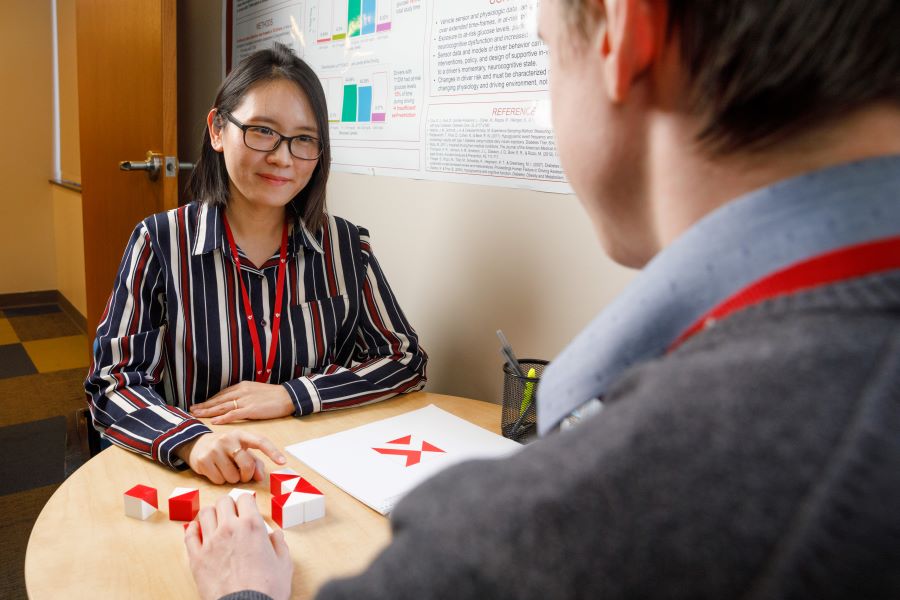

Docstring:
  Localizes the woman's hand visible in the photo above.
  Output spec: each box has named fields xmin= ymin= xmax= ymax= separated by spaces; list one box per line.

xmin=185 ymin=494 xmax=293 ymax=600
xmin=190 ymin=381 xmax=295 ymax=424
xmin=174 ymin=430 xmax=287 ymax=485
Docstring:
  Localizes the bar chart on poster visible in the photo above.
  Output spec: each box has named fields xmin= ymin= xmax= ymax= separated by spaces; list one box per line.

xmin=230 ymin=0 xmax=571 ymax=193
xmin=310 ymin=0 xmax=393 ymax=41
xmin=326 ymin=73 xmax=388 ymax=123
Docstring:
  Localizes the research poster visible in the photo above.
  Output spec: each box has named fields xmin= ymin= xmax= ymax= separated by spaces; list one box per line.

xmin=231 ymin=0 xmax=571 ymax=193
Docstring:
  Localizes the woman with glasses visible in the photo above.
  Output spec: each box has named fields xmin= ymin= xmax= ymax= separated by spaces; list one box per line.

xmin=84 ymin=43 xmax=427 ymax=485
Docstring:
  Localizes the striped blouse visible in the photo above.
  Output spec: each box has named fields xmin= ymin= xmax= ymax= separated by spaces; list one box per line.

xmin=85 ymin=201 xmax=427 ymax=468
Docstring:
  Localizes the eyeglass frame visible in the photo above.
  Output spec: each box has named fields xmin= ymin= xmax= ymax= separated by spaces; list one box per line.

xmin=220 ymin=111 xmax=323 ymax=161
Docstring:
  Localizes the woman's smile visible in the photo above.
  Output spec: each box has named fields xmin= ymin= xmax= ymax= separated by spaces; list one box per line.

xmin=257 ymin=172 xmax=292 ymax=186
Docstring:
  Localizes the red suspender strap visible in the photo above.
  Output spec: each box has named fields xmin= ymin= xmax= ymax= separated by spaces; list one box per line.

xmin=222 ymin=214 xmax=289 ymax=383
xmin=670 ymin=235 xmax=900 ymax=351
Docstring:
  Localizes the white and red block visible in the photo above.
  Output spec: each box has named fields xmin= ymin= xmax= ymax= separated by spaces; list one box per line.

xmin=124 ymin=484 xmax=158 ymax=520
xmin=228 ymin=488 xmax=256 ymax=502
xmin=272 ymin=478 xmax=325 ymax=529
xmin=226 ymin=488 xmax=274 ymax=533
xmin=168 ymin=487 xmax=200 ymax=521
xmin=270 ymin=468 xmax=302 ymax=496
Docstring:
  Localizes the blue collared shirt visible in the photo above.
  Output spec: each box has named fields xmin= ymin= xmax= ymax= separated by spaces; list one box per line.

xmin=539 ymin=155 xmax=900 ymax=435
xmin=85 ymin=202 xmax=427 ymax=467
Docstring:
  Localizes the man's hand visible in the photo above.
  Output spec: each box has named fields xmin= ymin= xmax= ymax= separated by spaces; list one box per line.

xmin=175 ymin=430 xmax=287 ymax=485
xmin=190 ymin=382 xmax=295 ymax=425
xmin=185 ymin=494 xmax=293 ymax=600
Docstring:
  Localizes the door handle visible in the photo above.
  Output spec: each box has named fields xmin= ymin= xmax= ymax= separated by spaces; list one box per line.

xmin=120 ymin=151 xmax=193 ymax=181
xmin=120 ymin=151 xmax=162 ymax=180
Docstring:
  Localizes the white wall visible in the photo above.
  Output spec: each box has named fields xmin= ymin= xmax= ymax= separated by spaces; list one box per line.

xmin=327 ymin=173 xmax=635 ymax=403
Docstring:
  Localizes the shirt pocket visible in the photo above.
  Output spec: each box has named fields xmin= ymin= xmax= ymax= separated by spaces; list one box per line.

xmin=288 ymin=293 xmax=350 ymax=375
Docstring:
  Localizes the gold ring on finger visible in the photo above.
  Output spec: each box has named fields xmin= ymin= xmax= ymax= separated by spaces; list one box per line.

xmin=230 ymin=447 xmax=243 ymax=459
xmin=232 ymin=399 xmax=238 ymax=411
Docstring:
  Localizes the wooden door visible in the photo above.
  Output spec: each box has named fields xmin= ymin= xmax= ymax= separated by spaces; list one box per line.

xmin=76 ymin=0 xmax=178 ymax=336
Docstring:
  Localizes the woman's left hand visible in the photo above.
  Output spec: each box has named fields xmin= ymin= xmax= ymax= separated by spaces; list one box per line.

xmin=190 ymin=382 xmax=295 ymax=424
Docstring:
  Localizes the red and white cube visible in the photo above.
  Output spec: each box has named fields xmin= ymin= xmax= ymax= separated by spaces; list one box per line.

xmin=168 ymin=487 xmax=200 ymax=521
xmin=123 ymin=484 xmax=158 ymax=520
xmin=271 ymin=478 xmax=325 ymax=529
xmin=270 ymin=468 xmax=302 ymax=496
xmin=227 ymin=488 xmax=256 ymax=502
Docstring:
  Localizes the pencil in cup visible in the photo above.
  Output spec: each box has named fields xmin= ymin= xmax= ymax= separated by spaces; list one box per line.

xmin=500 ymin=359 xmax=548 ymax=443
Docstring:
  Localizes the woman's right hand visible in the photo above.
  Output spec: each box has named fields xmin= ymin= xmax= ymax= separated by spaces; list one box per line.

xmin=174 ymin=430 xmax=287 ymax=485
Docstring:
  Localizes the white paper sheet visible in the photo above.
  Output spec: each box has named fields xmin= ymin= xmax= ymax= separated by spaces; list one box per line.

xmin=286 ymin=404 xmax=522 ymax=514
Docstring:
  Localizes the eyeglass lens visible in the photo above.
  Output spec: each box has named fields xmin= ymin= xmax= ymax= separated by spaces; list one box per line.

xmin=244 ymin=127 xmax=321 ymax=160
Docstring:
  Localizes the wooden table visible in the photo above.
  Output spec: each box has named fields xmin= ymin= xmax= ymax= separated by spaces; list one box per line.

xmin=25 ymin=392 xmax=500 ymax=599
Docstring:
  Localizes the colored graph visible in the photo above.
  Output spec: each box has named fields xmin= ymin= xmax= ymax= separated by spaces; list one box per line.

xmin=315 ymin=0 xmax=392 ymax=43
xmin=326 ymin=73 xmax=389 ymax=123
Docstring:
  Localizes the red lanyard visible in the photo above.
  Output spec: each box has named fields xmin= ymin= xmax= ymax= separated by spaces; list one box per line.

xmin=670 ymin=235 xmax=900 ymax=351
xmin=222 ymin=214 xmax=289 ymax=383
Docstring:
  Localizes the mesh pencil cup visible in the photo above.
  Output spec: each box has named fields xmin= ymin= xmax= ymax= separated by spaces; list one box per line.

xmin=500 ymin=359 xmax=548 ymax=443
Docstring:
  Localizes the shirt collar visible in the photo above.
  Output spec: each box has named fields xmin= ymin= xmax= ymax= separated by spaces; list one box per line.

xmin=191 ymin=202 xmax=324 ymax=257
xmin=538 ymin=154 xmax=900 ymax=435
xmin=292 ymin=214 xmax=325 ymax=254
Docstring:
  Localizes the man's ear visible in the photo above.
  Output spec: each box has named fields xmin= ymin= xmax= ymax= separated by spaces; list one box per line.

xmin=600 ymin=0 xmax=661 ymax=103
xmin=207 ymin=109 xmax=224 ymax=152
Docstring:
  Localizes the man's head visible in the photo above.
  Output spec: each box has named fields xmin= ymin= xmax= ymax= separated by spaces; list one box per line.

xmin=539 ymin=0 xmax=900 ymax=266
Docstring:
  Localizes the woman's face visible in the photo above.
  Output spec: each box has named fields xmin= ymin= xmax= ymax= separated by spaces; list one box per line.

xmin=209 ymin=78 xmax=320 ymax=212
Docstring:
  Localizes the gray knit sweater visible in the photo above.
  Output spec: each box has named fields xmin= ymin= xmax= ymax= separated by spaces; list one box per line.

xmin=229 ymin=271 xmax=900 ymax=599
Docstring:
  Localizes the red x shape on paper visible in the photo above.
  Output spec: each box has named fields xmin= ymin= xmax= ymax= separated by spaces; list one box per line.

xmin=372 ymin=435 xmax=445 ymax=467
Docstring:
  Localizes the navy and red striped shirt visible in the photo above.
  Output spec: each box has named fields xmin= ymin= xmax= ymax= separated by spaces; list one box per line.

xmin=85 ymin=201 xmax=427 ymax=468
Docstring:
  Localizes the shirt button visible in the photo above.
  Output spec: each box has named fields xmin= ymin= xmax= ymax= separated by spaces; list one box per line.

xmin=260 ymin=319 xmax=268 ymax=327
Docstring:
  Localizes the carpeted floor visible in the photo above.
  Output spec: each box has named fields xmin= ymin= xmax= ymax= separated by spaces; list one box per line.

xmin=0 ymin=302 xmax=91 ymax=599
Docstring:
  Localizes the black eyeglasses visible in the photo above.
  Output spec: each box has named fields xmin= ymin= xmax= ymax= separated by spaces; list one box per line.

xmin=221 ymin=112 xmax=322 ymax=160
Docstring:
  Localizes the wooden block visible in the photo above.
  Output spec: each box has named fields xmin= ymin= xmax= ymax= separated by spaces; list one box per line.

xmin=270 ymin=468 xmax=301 ymax=496
xmin=168 ymin=487 xmax=200 ymax=521
xmin=124 ymin=484 xmax=157 ymax=520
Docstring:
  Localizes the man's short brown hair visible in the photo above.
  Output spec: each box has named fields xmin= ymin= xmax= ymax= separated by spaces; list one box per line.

xmin=561 ymin=0 xmax=900 ymax=154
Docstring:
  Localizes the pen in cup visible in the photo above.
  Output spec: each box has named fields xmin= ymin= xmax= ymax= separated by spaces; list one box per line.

xmin=511 ymin=367 xmax=538 ymax=438
xmin=520 ymin=367 xmax=537 ymax=414
xmin=496 ymin=329 xmax=525 ymax=377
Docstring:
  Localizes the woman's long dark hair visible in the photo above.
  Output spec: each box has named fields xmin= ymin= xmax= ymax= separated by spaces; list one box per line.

xmin=187 ymin=43 xmax=331 ymax=233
